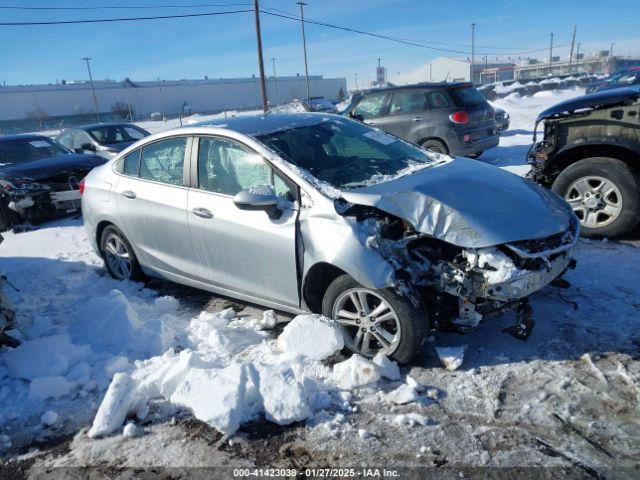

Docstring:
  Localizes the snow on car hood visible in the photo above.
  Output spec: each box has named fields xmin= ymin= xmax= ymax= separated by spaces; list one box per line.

xmin=341 ymin=157 xmax=574 ymax=248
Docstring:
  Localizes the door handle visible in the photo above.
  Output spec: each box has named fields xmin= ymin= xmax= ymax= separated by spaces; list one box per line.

xmin=412 ymin=117 xmax=424 ymax=122
xmin=121 ymin=190 xmax=137 ymax=199
xmin=192 ymin=207 xmax=214 ymax=219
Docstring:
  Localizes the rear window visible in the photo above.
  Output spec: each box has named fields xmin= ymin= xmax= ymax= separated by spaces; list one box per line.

xmin=448 ymin=87 xmax=487 ymax=107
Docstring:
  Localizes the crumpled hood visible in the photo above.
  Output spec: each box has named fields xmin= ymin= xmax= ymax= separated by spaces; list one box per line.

xmin=341 ymin=157 xmax=574 ymax=248
xmin=0 ymin=153 xmax=106 ymax=182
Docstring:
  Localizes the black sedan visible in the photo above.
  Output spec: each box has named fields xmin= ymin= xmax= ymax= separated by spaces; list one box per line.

xmin=0 ymin=134 xmax=106 ymax=231
xmin=56 ymin=123 xmax=149 ymax=160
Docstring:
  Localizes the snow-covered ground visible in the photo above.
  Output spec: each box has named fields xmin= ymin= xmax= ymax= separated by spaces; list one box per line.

xmin=1 ymin=89 xmax=640 ymax=477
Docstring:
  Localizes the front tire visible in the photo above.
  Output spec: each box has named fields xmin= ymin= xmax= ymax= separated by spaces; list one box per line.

xmin=100 ymin=225 xmax=145 ymax=281
xmin=551 ymin=157 xmax=640 ymax=237
xmin=322 ymin=275 xmax=428 ymax=364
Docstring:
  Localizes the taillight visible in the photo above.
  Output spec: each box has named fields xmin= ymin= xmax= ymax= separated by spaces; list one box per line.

xmin=79 ymin=178 xmax=86 ymax=195
xmin=449 ymin=111 xmax=469 ymax=124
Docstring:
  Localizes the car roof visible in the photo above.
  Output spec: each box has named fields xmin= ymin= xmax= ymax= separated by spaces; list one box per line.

xmin=0 ymin=133 xmax=51 ymax=143
xmin=536 ymin=86 xmax=640 ymax=122
xmin=359 ymin=82 xmax=471 ymax=95
xmin=63 ymin=122 xmax=136 ymax=132
xmin=193 ymin=112 xmax=342 ymax=136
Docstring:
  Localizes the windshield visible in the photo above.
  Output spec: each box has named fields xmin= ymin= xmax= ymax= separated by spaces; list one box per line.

xmin=448 ymin=86 xmax=487 ymax=107
xmin=86 ymin=125 xmax=148 ymax=145
xmin=256 ymin=118 xmax=438 ymax=189
xmin=0 ymin=137 xmax=69 ymax=166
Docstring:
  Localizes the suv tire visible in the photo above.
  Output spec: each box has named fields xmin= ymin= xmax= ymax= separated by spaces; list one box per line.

xmin=322 ymin=274 xmax=428 ymax=364
xmin=421 ymin=139 xmax=448 ymax=155
xmin=551 ymin=157 xmax=640 ymax=237
xmin=100 ymin=225 xmax=145 ymax=281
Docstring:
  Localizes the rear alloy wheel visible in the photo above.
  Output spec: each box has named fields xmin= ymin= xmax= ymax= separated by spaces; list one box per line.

xmin=100 ymin=226 xmax=144 ymax=281
xmin=552 ymin=157 xmax=640 ymax=237
xmin=420 ymin=139 xmax=448 ymax=155
xmin=322 ymin=275 xmax=428 ymax=364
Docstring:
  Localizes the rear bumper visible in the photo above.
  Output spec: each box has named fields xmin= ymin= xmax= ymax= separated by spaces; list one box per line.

xmin=450 ymin=134 xmax=500 ymax=156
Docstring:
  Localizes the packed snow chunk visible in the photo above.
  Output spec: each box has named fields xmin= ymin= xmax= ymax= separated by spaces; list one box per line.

xmin=435 ymin=346 xmax=466 ymax=371
xmin=278 ymin=314 xmax=344 ymax=360
xmin=3 ymin=334 xmax=90 ymax=380
xmin=333 ymin=355 xmax=381 ymax=389
xmin=255 ymin=365 xmax=313 ymax=425
xmin=169 ymin=363 xmax=258 ymax=435
xmin=406 ymin=375 xmax=425 ymax=392
xmin=358 ymin=429 xmax=375 ymax=440
xmin=466 ymin=248 xmax=519 ymax=284
xmin=372 ymin=353 xmax=400 ymax=380
xmin=29 ymin=376 xmax=73 ymax=402
xmin=122 ymin=422 xmax=138 ymax=438
xmin=105 ymin=356 xmax=131 ymax=377
xmin=386 ymin=384 xmax=420 ymax=405
xmin=394 ymin=413 xmax=430 ymax=427
xmin=154 ymin=295 xmax=180 ymax=313
xmin=259 ymin=310 xmax=278 ymax=330
xmin=40 ymin=410 xmax=58 ymax=426
xmin=88 ymin=373 xmax=138 ymax=439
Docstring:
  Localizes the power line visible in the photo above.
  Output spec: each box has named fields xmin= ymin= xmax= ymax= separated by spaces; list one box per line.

xmin=0 ymin=3 xmax=252 ymax=10
xmin=0 ymin=9 xmax=252 ymax=26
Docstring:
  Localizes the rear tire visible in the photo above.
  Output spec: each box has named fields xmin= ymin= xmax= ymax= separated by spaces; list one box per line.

xmin=551 ymin=157 xmax=640 ymax=238
xmin=420 ymin=139 xmax=448 ymax=155
xmin=100 ymin=225 xmax=145 ymax=281
xmin=322 ymin=274 xmax=428 ymax=364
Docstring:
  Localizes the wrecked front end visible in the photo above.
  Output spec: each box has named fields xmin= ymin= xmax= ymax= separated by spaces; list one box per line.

xmin=0 ymin=176 xmax=83 ymax=232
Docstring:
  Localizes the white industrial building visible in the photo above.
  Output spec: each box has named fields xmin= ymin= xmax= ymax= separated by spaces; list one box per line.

xmin=0 ymin=74 xmax=347 ymax=122
xmin=388 ymin=57 xmax=515 ymax=85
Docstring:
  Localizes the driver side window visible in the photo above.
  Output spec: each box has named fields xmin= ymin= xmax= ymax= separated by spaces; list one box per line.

xmin=197 ymin=137 xmax=294 ymax=200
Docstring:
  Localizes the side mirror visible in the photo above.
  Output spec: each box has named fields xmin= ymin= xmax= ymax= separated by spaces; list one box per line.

xmin=233 ymin=186 xmax=282 ymax=219
xmin=349 ymin=111 xmax=364 ymax=122
xmin=80 ymin=143 xmax=95 ymax=152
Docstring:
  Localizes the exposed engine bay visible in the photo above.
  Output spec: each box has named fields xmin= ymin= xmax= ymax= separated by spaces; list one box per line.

xmin=340 ymin=203 xmax=578 ymax=339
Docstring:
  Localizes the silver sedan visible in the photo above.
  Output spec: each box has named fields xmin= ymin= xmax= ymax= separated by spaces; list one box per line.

xmin=82 ymin=113 xmax=578 ymax=363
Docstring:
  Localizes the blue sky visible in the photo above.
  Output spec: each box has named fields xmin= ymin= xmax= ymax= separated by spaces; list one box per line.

xmin=0 ymin=0 xmax=638 ymax=88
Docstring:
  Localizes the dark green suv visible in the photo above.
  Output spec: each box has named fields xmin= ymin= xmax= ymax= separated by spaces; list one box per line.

xmin=529 ymin=87 xmax=640 ymax=237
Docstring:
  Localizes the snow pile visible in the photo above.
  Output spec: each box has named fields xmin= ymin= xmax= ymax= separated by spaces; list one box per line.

xmin=278 ymin=315 xmax=344 ymax=360
xmin=435 ymin=346 xmax=466 ymax=371
xmin=88 ymin=312 xmax=345 ymax=437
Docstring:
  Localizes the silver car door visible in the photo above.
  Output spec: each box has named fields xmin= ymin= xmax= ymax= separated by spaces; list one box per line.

xmin=114 ymin=136 xmax=193 ymax=275
xmin=187 ymin=135 xmax=299 ymax=307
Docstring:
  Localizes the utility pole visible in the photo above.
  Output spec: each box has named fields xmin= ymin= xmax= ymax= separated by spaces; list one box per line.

xmin=549 ymin=33 xmax=554 ymax=77
xmin=297 ymin=2 xmax=311 ymax=104
xmin=82 ymin=57 xmax=100 ymax=123
xmin=470 ymin=23 xmax=476 ymax=84
xmin=568 ymin=26 xmax=577 ymax=75
xmin=610 ymin=42 xmax=615 ymax=58
xmin=270 ymin=58 xmax=278 ymax=102
xmin=156 ymin=77 xmax=166 ymax=121
xmin=354 ymin=73 xmax=358 ymax=92
xmin=32 ymin=93 xmax=44 ymax=131
xmin=253 ymin=0 xmax=269 ymax=113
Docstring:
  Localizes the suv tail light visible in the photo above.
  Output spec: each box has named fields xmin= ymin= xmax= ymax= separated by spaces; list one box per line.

xmin=449 ymin=111 xmax=469 ymax=124
xmin=78 ymin=178 xmax=86 ymax=195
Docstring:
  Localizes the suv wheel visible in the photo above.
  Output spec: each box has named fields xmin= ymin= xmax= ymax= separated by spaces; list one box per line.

xmin=100 ymin=225 xmax=145 ymax=281
xmin=421 ymin=139 xmax=448 ymax=155
xmin=551 ymin=157 xmax=640 ymax=237
xmin=322 ymin=274 xmax=428 ymax=364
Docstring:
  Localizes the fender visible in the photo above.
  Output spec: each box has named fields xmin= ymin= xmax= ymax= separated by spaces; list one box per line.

xmin=555 ymin=136 xmax=640 ymax=158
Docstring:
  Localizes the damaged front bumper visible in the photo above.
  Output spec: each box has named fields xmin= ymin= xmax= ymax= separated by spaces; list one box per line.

xmin=1 ymin=178 xmax=82 ymax=232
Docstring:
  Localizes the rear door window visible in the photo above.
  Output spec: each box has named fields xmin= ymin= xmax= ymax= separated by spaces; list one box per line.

xmin=448 ymin=86 xmax=487 ymax=107
xmin=352 ymin=92 xmax=388 ymax=120
xmin=428 ymin=91 xmax=450 ymax=109
xmin=139 ymin=137 xmax=187 ymax=186
xmin=388 ymin=90 xmax=429 ymax=115
xmin=122 ymin=149 xmax=141 ymax=176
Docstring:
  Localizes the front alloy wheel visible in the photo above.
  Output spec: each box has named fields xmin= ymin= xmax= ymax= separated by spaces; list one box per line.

xmin=322 ymin=274 xmax=428 ymax=364
xmin=332 ymin=288 xmax=401 ymax=357
xmin=564 ymin=175 xmax=622 ymax=229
